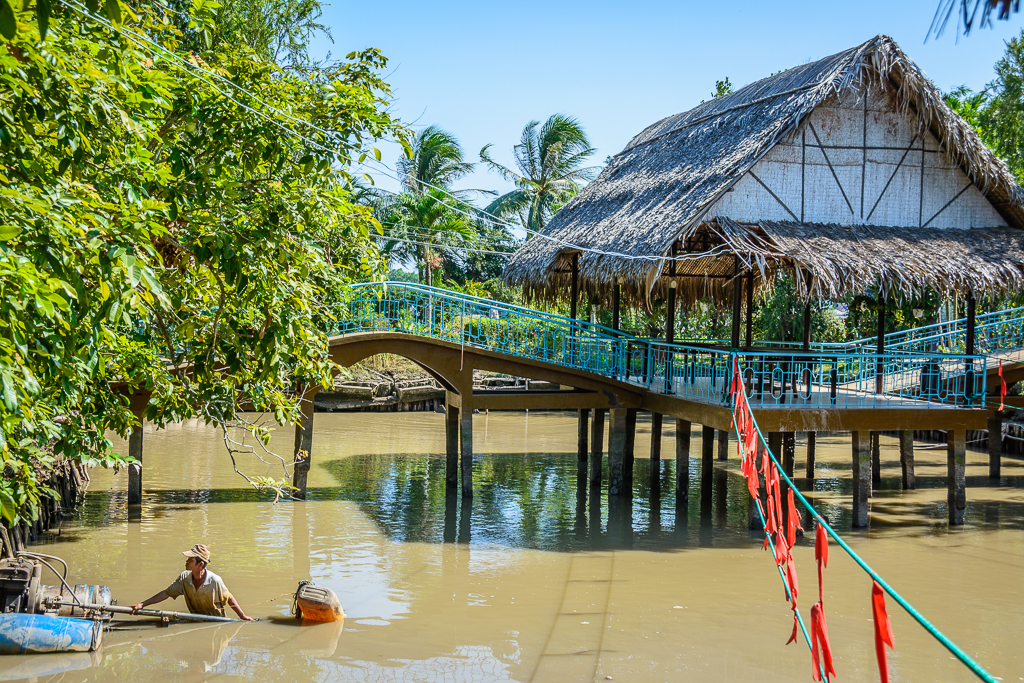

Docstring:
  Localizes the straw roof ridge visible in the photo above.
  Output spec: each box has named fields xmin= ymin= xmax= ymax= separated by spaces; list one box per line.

xmin=504 ymin=34 xmax=1024 ymax=304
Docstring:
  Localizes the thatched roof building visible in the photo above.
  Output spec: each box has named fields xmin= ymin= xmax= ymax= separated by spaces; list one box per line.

xmin=503 ymin=35 xmax=1024 ymax=307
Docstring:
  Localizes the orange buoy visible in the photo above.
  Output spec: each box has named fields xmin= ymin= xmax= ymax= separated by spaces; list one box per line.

xmin=293 ymin=581 xmax=344 ymax=623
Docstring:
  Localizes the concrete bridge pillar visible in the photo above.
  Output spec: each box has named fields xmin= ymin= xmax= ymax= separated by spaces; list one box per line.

xmin=717 ymin=429 xmax=729 ymax=461
xmin=608 ymin=409 xmax=629 ymax=496
xmin=899 ymin=430 xmax=915 ymax=490
xmin=675 ymin=418 xmax=690 ymax=504
xmin=445 ymin=398 xmax=459 ymax=491
xmin=701 ymin=425 xmax=714 ymax=474
xmin=577 ymin=409 xmax=590 ymax=464
xmin=988 ymin=414 xmax=1002 ymax=479
xmin=590 ymin=409 xmax=605 ymax=487
xmin=650 ymin=412 xmax=663 ymax=461
xmin=852 ymin=431 xmax=871 ymax=528
xmin=624 ymin=408 xmax=637 ymax=488
xmin=461 ymin=406 xmax=474 ymax=497
xmin=870 ymin=432 xmax=881 ymax=493
xmin=805 ymin=432 xmax=816 ymax=479
xmin=947 ymin=430 xmax=966 ymax=526
xmin=291 ymin=387 xmax=319 ymax=499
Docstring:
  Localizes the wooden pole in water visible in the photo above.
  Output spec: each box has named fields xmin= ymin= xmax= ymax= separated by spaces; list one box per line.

xmin=947 ymin=430 xmax=966 ymax=526
xmin=805 ymin=432 xmax=816 ymax=479
xmin=676 ymin=418 xmax=691 ymax=504
xmin=590 ymin=409 xmax=605 ymax=487
xmin=852 ymin=431 xmax=871 ymax=528
xmin=899 ymin=430 xmax=915 ymax=490
xmin=291 ymin=388 xmax=317 ymax=500
xmin=988 ymin=413 xmax=1002 ymax=479
xmin=127 ymin=393 xmax=147 ymax=509
xmin=460 ymin=407 xmax=474 ymax=497
xmin=608 ymin=409 xmax=628 ymax=496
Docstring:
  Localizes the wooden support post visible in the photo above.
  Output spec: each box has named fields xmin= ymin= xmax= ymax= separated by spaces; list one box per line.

xmin=577 ymin=409 xmax=590 ymax=464
xmin=875 ymin=294 xmax=886 ymax=394
xmin=802 ymin=301 xmax=812 ymax=351
xmin=717 ymin=429 xmax=729 ymax=462
xmin=988 ymin=413 xmax=1002 ymax=479
xmin=730 ymin=257 xmax=742 ymax=349
xmin=291 ymin=390 xmax=317 ymax=500
xmin=624 ymin=408 xmax=637 ymax=487
xmin=899 ymin=430 xmax=915 ymax=490
xmin=461 ymin=410 xmax=474 ymax=497
xmin=701 ymin=425 xmax=714 ymax=474
xmin=966 ymin=293 xmax=977 ymax=396
xmin=871 ymin=432 xmax=881 ymax=492
xmin=782 ymin=432 xmax=795 ymax=478
xmin=666 ymin=284 xmax=677 ymax=344
xmin=805 ymin=432 xmax=816 ymax=479
xmin=608 ymin=409 xmax=628 ymax=496
xmin=676 ymin=419 xmax=691 ymax=504
xmin=852 ymin=431 xmax=871 ymax=528
xmin=446 ymin=403 xmax=459 ymax=491
xmin=569 ymin=253 xmax=579 ymax=321
xmin=947 ymin=430 xmax=966 ymax=526
xmin=612 ymin=280 xmax=621 ymax=332
xmin=590 ymin=408 xmax=605 ymax=487
xmin=650 ymin=412 xmax=663 ymax=462
xmin=745 ymin=270 xmax=754 ymax=349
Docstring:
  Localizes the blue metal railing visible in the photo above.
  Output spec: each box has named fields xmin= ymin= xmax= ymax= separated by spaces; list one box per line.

xmin=333 ymin=282 xmax=991 ymax=409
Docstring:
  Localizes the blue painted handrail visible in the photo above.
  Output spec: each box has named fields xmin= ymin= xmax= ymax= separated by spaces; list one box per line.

xmin=333 ymin=282 xmax=992 ymax=409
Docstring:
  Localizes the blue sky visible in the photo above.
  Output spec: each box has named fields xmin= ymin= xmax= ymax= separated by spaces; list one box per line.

xmin=312 ymin=0 xmax=1023 ymax=204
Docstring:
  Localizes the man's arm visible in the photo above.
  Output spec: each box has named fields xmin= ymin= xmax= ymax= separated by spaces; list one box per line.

xmin=129 ymin=590 xmax=169 ymax=613
xmin=227 ymin=596 xmax=255 ymax=621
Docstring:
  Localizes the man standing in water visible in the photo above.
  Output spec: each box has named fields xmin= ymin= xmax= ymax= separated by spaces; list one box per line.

xmin=130 ymin=544 xmax=255 ymax=621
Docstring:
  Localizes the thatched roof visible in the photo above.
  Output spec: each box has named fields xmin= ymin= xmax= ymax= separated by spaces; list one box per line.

xmin=503 ymin=35 xmax=1024 ymax=306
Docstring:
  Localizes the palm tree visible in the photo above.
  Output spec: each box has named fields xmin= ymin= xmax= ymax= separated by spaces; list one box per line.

xmin=479 ymin=114 xmax=597 ymax=233
xmin=385 ymin=189 xmax=473 ymax=287
xmin=397 ymin=125 xmax=474 ymax=197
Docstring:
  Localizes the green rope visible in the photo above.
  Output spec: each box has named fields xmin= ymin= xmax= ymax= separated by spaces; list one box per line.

xmin=732 ymin=372 xmax=1000 ymax=683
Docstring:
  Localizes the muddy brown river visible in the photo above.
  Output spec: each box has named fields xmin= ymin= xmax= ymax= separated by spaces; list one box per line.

xmin=3 ymin=411 xmax=1023 ymax=682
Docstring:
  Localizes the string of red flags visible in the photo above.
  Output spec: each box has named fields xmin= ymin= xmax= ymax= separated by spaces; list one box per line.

xmin=730 ymin=359 xmax=893 ymax=683
xmin=728 ymin=356 xmax=999 ymax=683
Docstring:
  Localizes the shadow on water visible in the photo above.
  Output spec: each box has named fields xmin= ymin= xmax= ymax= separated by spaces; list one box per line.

xmin=69 ymin=451 xmax=1024 ymax=552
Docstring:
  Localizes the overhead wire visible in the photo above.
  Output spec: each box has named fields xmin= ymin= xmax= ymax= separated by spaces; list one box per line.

xmin=63 ymin=0 xmax=718 ymax=266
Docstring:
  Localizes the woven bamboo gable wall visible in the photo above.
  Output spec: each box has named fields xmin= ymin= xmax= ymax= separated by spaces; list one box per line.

xmin=708 ymin=88 xmax=1006 ymax=229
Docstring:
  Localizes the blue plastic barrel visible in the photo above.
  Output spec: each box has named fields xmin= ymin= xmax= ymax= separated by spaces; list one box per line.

xmin=0 ymin=613 xmax=101 ymax=655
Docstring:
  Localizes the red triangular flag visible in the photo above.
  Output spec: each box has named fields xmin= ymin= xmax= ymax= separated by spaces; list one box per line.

xmin=999 ymin=360 xmax=1006 ymax=411
xmin=810 ymin=602 xmax=837 ymax=682
xmin=786 ymin=552 xmax=800 ymax=606
xmin=786 ymin=609 xmax=800 ymax=645
xmin=815 ymin=522 xmax=829 ymax=603
xmin=787 ymin=488 xmax=803 ymax=549
xmin=872 ymin=581 xmax=896 ymax=683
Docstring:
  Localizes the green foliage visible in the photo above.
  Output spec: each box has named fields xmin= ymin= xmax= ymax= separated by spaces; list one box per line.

xmin=397 ymin=125 xmax=474 ymax=197
xmin=0 ymin=2 xmax=404 ymax=519
xmin=712 ymin=77 xmax=733 ymax=98
xmin=480 ymin=114 xmax=597 ymax=232
xmin=754 ymin=277 xmax=845 ymax=344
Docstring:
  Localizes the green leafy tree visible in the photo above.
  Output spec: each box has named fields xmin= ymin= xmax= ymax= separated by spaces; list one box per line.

xmin=0 ymin=2 xmax=405 ymax=520
xmin=384 ymin=190 xmax=473 ymax=287
xmin=480 ymin=114 xmax=597 ymax=233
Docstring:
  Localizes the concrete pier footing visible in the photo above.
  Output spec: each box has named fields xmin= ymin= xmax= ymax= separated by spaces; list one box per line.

xmin=852 ymin=431 xmax=871 ymax=528
xmin=676 ymin=419 xmax=691 ymax=504
xmin=899 ymin=430 xmax=915 ymax=490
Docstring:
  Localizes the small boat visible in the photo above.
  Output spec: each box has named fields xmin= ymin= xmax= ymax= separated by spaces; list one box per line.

xmin=293 ymin=581 xmax=343 ymax=623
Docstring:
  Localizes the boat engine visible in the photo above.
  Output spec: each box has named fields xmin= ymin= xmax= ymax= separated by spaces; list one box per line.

xmin=0 ymin=556 xmax=111 ymax=617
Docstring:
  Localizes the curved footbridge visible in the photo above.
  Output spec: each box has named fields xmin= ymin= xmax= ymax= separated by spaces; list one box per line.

xmin=292 ymin=282 xmax=1024 ymax=528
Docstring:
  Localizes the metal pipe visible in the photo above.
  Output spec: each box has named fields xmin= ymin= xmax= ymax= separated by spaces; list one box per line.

xmin=47 ymin=600 xmax=242 ymax=623
xmin=569 ymin=253 xmax=579 ymax=321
